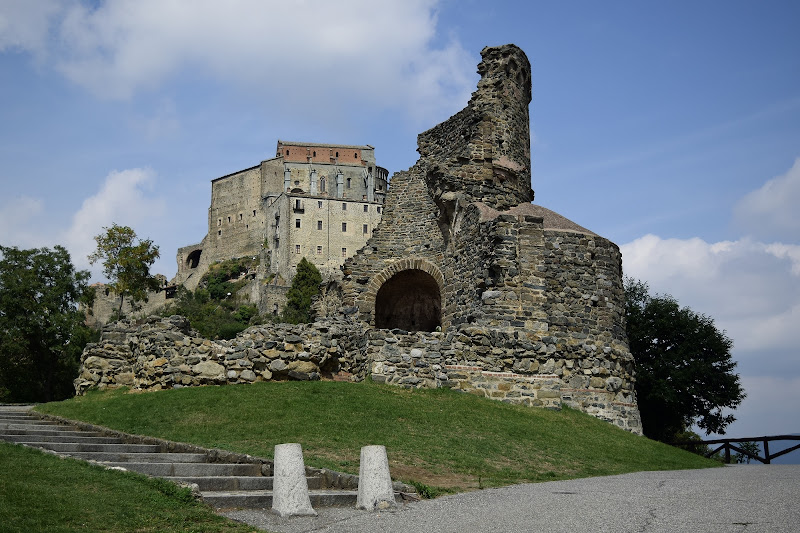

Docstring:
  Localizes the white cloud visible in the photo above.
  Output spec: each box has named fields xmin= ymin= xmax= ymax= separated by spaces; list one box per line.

xmin=0 ymin=0 xmax=66 ymax=59
xmin=735 ymin=157 xmax=800 ymax=242
xmin=64 ymin=168 xmax=166 ymax=275
xmin=621 ymin=234 xmax=799 ymax=355
xmin=11 ymin=0 xmax=474 ymax=125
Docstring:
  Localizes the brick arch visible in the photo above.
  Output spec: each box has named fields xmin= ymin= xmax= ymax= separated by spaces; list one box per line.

xmin=359 ymin=258 xmax=445 ymax=330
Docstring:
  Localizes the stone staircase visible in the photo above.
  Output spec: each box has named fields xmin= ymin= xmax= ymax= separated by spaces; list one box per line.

xmin=0 ymin=406 xmax=368 ymax=510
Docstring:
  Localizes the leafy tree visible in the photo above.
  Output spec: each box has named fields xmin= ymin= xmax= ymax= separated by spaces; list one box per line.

xmin=88 ymin=224 xmax=160 ymax=318
xmin=0 ymin=245 xmax=97 ymax=402
xmin=735 ymin=441 xmax=761 ymax=464
xmin=624 ymin=278 xmax=745 ymax=442
xmin=282 ymin=258 xmax=322 ymax=324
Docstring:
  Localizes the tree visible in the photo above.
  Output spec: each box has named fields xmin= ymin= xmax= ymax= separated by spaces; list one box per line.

xmin=0 ymin=245 xmax=96 ymax=402
xmin=281 ymin=258 xmax=322 ymax=324
xmin=624 ymin=278 xmax=745 ymax=442
xmin=89 ymin=224 xmax=160 ymax=318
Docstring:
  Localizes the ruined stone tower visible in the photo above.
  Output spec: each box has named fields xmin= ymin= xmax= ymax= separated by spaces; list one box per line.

xmin=332 ymin=44 xmax=642 ymax=432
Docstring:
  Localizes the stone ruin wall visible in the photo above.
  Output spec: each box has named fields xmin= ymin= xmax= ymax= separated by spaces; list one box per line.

xmin=75 ymin=315 xmax=368 ymax=395
xmin=75 ymin=44 xmax=642 ymax=434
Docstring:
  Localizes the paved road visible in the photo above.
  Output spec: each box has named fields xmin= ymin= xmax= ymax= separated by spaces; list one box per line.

xmin=224 ymin=465 xmax=800 ymax=533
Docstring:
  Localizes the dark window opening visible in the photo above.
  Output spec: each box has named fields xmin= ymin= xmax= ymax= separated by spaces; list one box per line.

xmin=186 ymin=250 xmax=202 ymax=269
xmin=375 ymin=269 xmax=441 ymax=332
xmin=295 ymin=218 xmax=301 ymax=228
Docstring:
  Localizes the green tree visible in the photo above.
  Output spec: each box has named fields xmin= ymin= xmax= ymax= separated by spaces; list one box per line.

xmin=281 ymin=258 xmax=322 ymax=324
xmin=624 ymin=278 xmax=745 ymax=442
xmin=88 ymin=224 xmax=160 ymax=318
xmin=0 ymin=245 xmax=97 ymax=402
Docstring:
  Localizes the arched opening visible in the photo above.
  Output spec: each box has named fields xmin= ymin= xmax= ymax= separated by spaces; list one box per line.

xmin=186 ymin=249 xmax=202 ymax=269
xmin=375 ymin=269 xmax=441 ymax=332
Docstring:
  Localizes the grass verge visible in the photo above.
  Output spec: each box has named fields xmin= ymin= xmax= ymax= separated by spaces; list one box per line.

xmin=0 ymin=440 xmax=257 ymax=532
xmin=37 ymin=381 xmax=719 ymax=493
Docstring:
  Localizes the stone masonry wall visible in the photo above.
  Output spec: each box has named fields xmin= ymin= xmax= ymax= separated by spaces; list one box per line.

xmin=75 ymin=315 xmax=368 ymax=394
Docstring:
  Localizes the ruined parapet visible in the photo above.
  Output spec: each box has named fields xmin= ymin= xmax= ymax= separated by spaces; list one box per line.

xmin=419 ymin=44 xmax=534 ymax=215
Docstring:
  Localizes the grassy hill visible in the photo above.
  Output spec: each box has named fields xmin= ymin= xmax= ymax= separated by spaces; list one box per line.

xmin=37 ymin=381 xmax=718 ymax=493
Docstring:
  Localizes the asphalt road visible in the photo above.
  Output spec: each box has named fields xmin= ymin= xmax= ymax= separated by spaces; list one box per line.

xmin=223 ymin=465 xmax=800 ymax=533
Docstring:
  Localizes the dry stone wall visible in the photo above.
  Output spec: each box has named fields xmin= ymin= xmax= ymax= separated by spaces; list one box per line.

xmin=75 ymin=315 xmax=368 ymax=394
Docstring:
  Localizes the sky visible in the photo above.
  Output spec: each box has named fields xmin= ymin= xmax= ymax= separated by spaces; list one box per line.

xmin=1 ymin=1 xmax=798 ymax=447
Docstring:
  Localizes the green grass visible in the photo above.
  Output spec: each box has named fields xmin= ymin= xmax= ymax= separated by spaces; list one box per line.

xmin=37 ymin=381 xmax=719 ymax=492
xmin=0 ymin=440 xmax=257 ymax=533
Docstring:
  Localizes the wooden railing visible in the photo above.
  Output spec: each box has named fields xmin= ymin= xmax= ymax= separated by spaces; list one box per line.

xmin=673 ymin=435 xmax=800 ymax=464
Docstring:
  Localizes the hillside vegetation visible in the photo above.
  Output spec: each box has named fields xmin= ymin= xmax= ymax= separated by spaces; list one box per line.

xmin=38 ymin=381 xmax=718 ymax=492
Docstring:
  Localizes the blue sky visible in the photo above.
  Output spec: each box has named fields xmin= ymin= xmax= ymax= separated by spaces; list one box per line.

xmin=1 ymin=1 xmax=798 ymax=446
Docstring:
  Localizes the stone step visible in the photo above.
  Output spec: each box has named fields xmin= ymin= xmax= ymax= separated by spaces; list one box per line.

xmin=102 ymin=461 xmax=264 ymax=477
xmin=0 ymin=414 xmax=41 ymax=421
xmin=170 ymin=475 xmax=324 ymax=492
xmin=0 ymin=421 xmax=69 ymax=431
xmin=201 ymin=489 xmax=360 ymax=510
xmin=11 ymin=442 xmax=161 ymax=454
xmin=0 ymin=434 xmax=124 ymax=444
xmin=0 ymin=428 xmax=110 ymax=438
xmin=65 ymin=452 xmax=209 ymax=463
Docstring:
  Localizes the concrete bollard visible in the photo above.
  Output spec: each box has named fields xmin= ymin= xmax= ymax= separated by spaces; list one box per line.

xmin=356 ymin=445 xmax=396 ymax=511
xmin=271 ymin=443 xmax=317 ymax=517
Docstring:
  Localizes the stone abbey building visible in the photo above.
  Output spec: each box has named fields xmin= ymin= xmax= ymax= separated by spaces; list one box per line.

xmin=78 ymin=44 xmax=642 ymax=433
xmin=174 ymin=140 xmax=389 ymax=290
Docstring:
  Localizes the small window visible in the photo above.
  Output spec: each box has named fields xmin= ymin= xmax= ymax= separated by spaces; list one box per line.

xmin=362 ymin=224 xmax=368 ymax=234
xmin=317 ymin=220 xmax=323 ymax=230
xmin=335 ymin=151 xmax=339 ymax=157
xmin=320 ymin=178 xmax=326 ymax=193
xmin=217 ymin=218 xmax=221 ymax=227
xmin=295 ymin=219 xmax=301 ymax=228
xmin=354 ymin=152 xmax=358 ymax=158
xmin=252 ymin=210 xmax=256 ymax=216
xmin=318 ymin=200 xmax=323 ymax=208
xmin=295 ymin=245 xmax=300 ymax=254
xmin=313 ymin=151 xmax=316 ymax=157
xmin=218 ymin=230 xmax=221 ymax=236
xmin=342 ymin=203 xmax=347 ymax=211
xmin=347 ymin=178 xmax=351 ymax=188
xmin=227 ymin=216 xmax=231 ymax=223
xmin=286 ymin=149 xmax=289 ymax=156
xmin=363 ymin=204 xmax=368 ymax=213
xmin=341 ymin=247 xmax=347 ymax=257
xmin=341 ymin=222 xmax=347 ymax=232
xmin=239 ymin=213 xmax=243 ymax=220
xmin=377 ymin=207 xmax=382 ymax=213
xmin=317 ymin=246 xmax=323 ymax=255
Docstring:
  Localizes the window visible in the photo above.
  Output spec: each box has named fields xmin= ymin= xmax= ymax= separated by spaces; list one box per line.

xmin=218 ymin=230 xmax=221 ymax=236
xmin=363 ymin=224 xmax=368 ymax=234
xmin=354 ymin=152 xmax=358 ymax=159
xmin=252 ymin=210 xmax=256 ymax=216
xmin=317 ymin=220 xmax=323 ymax=230
xmin=320 ymin=178 xmax=326 ymax=193
xmin=342 ymin=247 xmax=347 ymax=257
xmin=342 ymin=203 xmax=347 ymax=211
xmin=227 ymin=216 xmax=231 ymax=223
xmin=317 ymin=246 xmax=323 ymax=255
xmin=363 ymin=204 xmax=368 ymax=213
xmin=335 ymin=151 xmax=339 ymax=157
xmin=347 ymin=178 xmax=351 ymax=188
xmin=286 ymin=149 xmax=289 ymax=156
xmin=313 ymin=151 xmax=316 ymax=157
xmin=377 ymin=207 xmax=382 ymax=213
xmin=318 ymin=200 xmax=323 ymax=208
xmin=239 ymin=213 xmax=243 ymax=220
xmin=295 ymin=218 xmax=301 ymax=228
xmin=341 ymin=222 xmax=347 ymax=232
xmin=217 ymin=218 xmax=221 ymax=227
xmin=295 ymin=245 xmax=300 ymax=254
